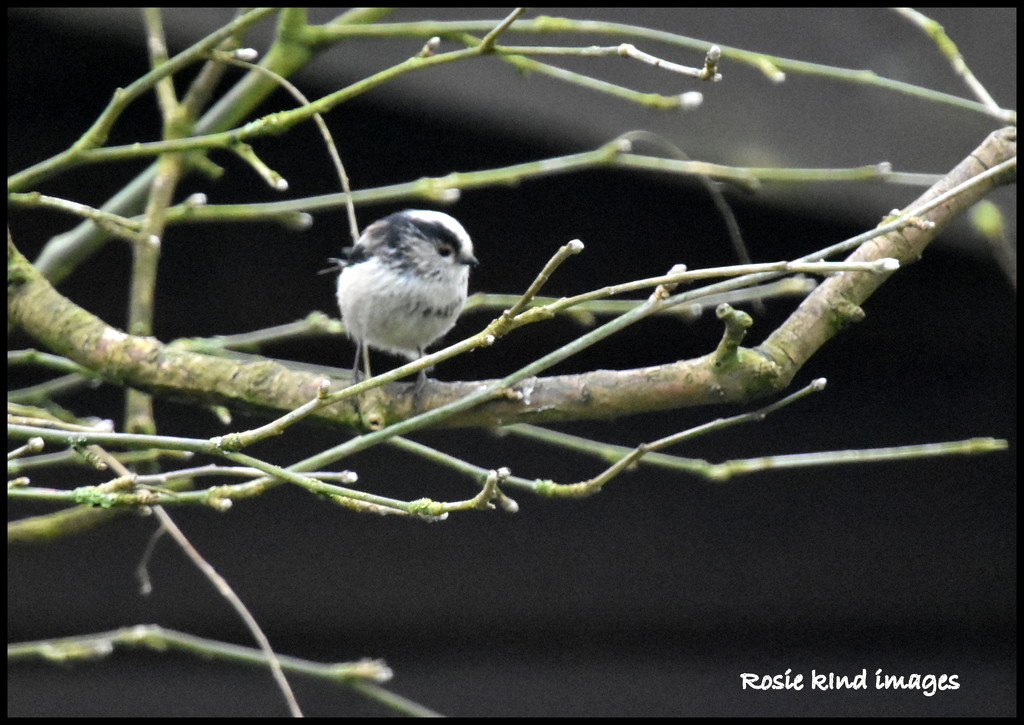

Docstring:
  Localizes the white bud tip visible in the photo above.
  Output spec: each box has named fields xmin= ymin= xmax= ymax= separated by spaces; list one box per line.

xmin=679 ymin=91 xmax=703 ymax=109
xmin=292 ymin=213 xmax=314 ymax=230
xmin=880 ymin=258 xmax=900 ymax=271
xmin=372 ymin=664 xmax=395 ymax=682
xmin=234 ymin=48 xmax=259 ymax=62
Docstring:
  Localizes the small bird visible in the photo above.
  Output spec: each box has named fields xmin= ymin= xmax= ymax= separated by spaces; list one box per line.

xmin=335 ymin=209 xmax=478 ymax=386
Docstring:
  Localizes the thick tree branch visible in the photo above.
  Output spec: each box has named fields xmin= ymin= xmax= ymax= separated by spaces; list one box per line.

xmin=7 ymin=129 xmax=1015 ymax=431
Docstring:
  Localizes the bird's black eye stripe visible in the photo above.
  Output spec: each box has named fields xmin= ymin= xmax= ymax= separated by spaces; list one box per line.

xmin=413 ymin=220 xmax=461 ymax=251
xmin=406 ymin=218 xmax=464 ymax=255
xmin=371 ymin=215 xmax=452 ymax=246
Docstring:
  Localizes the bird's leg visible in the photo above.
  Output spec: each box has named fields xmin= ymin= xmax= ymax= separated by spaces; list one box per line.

xmin=362 ymin=344 xmax=372 ymax=380
xmin=350 ymin=342 xmax=367 ymax=385
xmin=413 ymin=347 xmax=430 ymax=398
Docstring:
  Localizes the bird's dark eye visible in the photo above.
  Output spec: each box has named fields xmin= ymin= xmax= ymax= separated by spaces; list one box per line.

xmin=437 ymin=244 xmax=454 ymax=257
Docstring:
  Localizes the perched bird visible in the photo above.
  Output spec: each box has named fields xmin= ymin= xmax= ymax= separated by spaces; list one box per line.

xmin=335 ymin=209 xmax=478 ymax=385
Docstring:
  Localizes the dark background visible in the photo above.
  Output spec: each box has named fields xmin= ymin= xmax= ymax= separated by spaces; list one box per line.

xmin=8 ymin=9 xmax=1016 ymax=716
